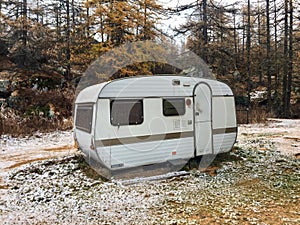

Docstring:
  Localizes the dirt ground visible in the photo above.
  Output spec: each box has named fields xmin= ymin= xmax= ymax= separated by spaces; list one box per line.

xmin=1 ymin=118 xmax=298 ymax=182
xmin=0 ymin=131 xmax=77 ymax=200
xmin=0 ymin=119 xmax=299 ymax=224
xmin=238 ymin=118 xmax=300 ymax=156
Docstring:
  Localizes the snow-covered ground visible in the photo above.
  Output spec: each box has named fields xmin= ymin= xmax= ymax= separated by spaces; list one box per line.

xmin=0 ymin=130 xmax=76 ymax=176
xmin=0 ymin=119 xmax=299 ymax=224
xmin=0 ymin=130 xmax=77 ymax=204
xmin=238 ymin=118 xmax=300 ymax=156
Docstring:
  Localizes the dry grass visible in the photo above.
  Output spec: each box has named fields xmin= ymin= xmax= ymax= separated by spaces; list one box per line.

xmin=237 ymin=105 xmax=275 ymax=124
xmin=0 ymin=112 xmax=73 ymax=137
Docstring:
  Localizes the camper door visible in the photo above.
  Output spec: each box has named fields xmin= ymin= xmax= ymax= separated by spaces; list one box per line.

xmin=194 ymin=83 xmax=212 ymax=156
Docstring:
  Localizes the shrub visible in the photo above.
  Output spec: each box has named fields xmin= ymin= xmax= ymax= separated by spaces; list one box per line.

xmin=0 ymin=88 xmax=74 ymax=136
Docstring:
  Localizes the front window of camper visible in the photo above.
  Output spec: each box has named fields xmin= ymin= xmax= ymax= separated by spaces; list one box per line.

xmin=75 ymin=104 xmax=93 ymax=133
xmin=163 ymin=98 xmax=185 ymax=116
xmin=110 ymin=99 xmax=143 ymax=126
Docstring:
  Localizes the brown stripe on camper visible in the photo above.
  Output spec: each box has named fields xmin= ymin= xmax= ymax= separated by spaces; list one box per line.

xmin=213 ymin=127 xmax=237 ymax=135
xmin=96 ymin=131 xmax=194 ymax=147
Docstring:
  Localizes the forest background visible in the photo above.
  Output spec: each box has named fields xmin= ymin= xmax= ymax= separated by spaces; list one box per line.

xmin=0 ymin=0 xmax=299 ymax=135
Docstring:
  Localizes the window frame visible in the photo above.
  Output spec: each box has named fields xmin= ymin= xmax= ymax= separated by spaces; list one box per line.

xmin=163 ymin=98 xmax=186 ymax=117
xmin=110 ymin=99 xmax=144 ymax=126
xmin=75 ymin=103 xmax=94 ymax=133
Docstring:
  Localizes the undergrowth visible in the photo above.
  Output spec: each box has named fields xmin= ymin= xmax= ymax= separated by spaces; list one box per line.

xmin=0 ymin=88 xmax=74 ymax=137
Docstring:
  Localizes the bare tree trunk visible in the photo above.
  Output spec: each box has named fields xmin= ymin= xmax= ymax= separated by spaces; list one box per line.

xmin=55 ymin=4 xmax=61 ymax=41
xmin=231 ymin=8 xmax=240 ymax=71
xmin=233 ymin=9 xmax=237 ymax=58
xmin=282 ymin=0 xmax=288 ymax=117
xmin=86 ymin=4 xmax=90 ymax=37
xmin=0 ymin=0 xmax=2 ymax=17
xmin=242 ymin=13 xmax=246 ymax=57
xmin=22 ymin=0 xmax=27 ymax=47
xmin=36 ymin=0 xmax=39 ymax=22
xmin=266 ymin=0 xmax=272 ymax=112
xmin=273 ymin=0 xmax=280 ymax=116
xmin=143 ymin=0 xmax=147 ymax=40
xmin=55 ymin=3 xmax=62 ymax=63
xmin=287 ymin=0 xmax=293 ymax=118
xmin=66 ymin=0 xmax=71 ymax=80
xmin=257 ymin=1 xmax=263 ymax=84
xmin=0 ymin=0 xmax=2 ymax=33
xmin=202 ymin=0 xmax=208 ymax=62
xmin=246 ymin=0 xmax=251 ymax=123
xmin=72 ymin=0 xmax=75 ymax=25
xmin=100 ymin=14 xmax=104 ymax=42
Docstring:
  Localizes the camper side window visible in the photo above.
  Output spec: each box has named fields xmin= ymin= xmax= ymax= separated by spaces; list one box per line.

xmin=75 ymin=104 xmax=93 ymax=133
xmin=111 ymin=99 xmax=143 ymax=126
xmin=163 ymin=98 xmax=185 ymax=116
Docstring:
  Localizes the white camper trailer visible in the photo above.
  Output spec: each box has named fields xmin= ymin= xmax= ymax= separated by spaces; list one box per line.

xmin=74 ymin=75 xmax=237 ymax=179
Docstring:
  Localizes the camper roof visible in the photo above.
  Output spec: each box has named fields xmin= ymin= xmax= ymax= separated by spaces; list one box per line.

xmin=75 ymin=82 xmax=108 ymax=103
xmin=75 ymin=75 xmax=233 ymax=103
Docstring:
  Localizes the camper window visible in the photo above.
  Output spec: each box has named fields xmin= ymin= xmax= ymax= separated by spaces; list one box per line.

xmin=75 ymin=104 xmax=93 ymax=133
xmin=111 ymin=99 xmax=143 ymax=126
xmin=163 ymin=98 xmax=185 ymax=116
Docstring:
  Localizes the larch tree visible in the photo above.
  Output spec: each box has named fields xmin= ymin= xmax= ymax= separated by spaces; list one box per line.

xmin=135 ymin=0 xmax=162 ymax=40
xmin=282 ymin=0 xmax=289 ymax=117
xmin=246 ymin=0 xmax=252 ymax=114
xmin=266 ymin=0 xmax=272 ymax=111
xmin=286 ymin=0 xmax=293 ymax=118
xmin=181 ymin=1 xmax=239 ymax=77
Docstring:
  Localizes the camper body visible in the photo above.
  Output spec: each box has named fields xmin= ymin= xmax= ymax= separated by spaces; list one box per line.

xmin=74 ymin=75 xmax=237 ymax=179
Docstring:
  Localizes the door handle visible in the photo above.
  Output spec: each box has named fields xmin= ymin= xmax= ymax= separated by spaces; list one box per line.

xmin=195 ymin=112 xmax=200 ymax=116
